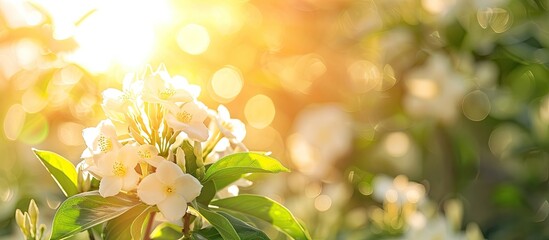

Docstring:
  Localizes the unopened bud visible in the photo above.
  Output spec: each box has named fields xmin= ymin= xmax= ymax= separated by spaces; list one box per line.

xmin=176 ymin=147 xmax=186 ymax=173
xmin=465 ymin=223 xmax=484 ymax=240
xmin=28 ymin=199 xmax=39 ymax=235
xmin=444 ymin=199 xmax=463 ymax=231
xmin=15 ymin=209 xmax=27 ymax=232
xmin=194 ymin=141 xmax=203 ymax=168
xmin=76 ymin=161 xmax=92 ymax=192
xmin=38 ymin=224 xmax=47 ymax=240
xmin=25 ymin=212 xmax=35 ymax=238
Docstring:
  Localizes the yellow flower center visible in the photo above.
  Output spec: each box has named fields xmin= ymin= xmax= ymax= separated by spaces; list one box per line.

xmin=165 ymin=186 xmax=174 ymax=194
xmin=112 ymin=161 xmax=126 ymax=177
xmin=138 ymin=150 xmax=151 ymax=159
xmin=121 ymin=91 xmax=136 ymax=103
xmin=98 ymin=135 xmax=113 ymax=152
xmin=159 ymin=88 xmax=176 ymax=100
xmin=176 ymin=111 xmax=192 ymax=123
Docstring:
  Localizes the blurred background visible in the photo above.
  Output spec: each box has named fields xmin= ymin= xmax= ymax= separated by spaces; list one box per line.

xmin=0 ymin=0 xmax=548 ymax=239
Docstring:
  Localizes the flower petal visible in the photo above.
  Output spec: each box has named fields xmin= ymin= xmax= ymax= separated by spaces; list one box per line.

xmin=145 ymin=156 xmax=165 ymax=168
xmin=183 ymin=122 xmax=209 ymax=142
xmin=121 ymin=169 xmax=140 ymax=191
xmin=156 ymin=161 xmax=184 ymax=185
xmin=137 ymin=174 xmax=166 ymax=205
xmin=82 ymin=127 xmax=99 ymax=150
xmin=96 ymin=151 xmax=117 ymax=177
xmin=99 ymin=176 xmax=123 ymax=197
xmin=157 ymin=194 xmax=188 ymax=222
xmin=118 ymin=145 xmax=140 ymax=167
xmin=174 ymin=174 xmax=202 ymax=201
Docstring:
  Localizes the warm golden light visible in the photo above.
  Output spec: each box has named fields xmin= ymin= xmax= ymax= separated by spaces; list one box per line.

xmin=211 ymin=66 xmax=243 ymax=102
xmin=4 ymin=104 xmax=25 ymax=141
xmin=66 ymin=0 xmax=173 ymax=73
xmin=407 ymin=78 xmax=440 ymax=99
xmin=348 ymin=60 xmax=382 ymax=93
xmin=244 ymin=94 xmax=275 ymax=129
xmin=314 ymin=194 xmax=332 ymax=212
xmin=384 ymin=132 xmax=410 ymax=158
xmin=177 ymin=23 xmax=210 ymax=55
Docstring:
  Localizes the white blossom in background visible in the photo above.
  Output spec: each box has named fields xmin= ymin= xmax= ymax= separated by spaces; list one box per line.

xmin=402 ymin=215 xmax=466 ymax=240
xmin=288 ymin=104 xmax=353 ymax=178
xmin=369 ymin=175 xmax=484 ymax=240
xmin=403 ymin=53 xmax=469 ymax=123
xmin=372 ymin=175 xmax=425 ymax=205
xmin=202 ymin=105 xmax=250 ymax=197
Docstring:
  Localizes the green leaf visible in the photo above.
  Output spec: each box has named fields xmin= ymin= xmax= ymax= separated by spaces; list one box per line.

xmin=192 ymin=212 xmax=269 ymax=240
xmin=196 ymin=180 xmax=216 ymax=205
xmin=33 ymin=149 xmax=79 ymax=197
xmin=182 ymin=140 xmax=198 ymax=176
xmin=211 ymin=194 xmax=311 ymax=240
xmin=203 ymin=152 xmax=289 ymax=182
xmin=212 ymin=175 xmax=242 ymax=190
xmin=50 ymin=191 xmax=140 ymax=240
xmin=150 ymin=223 xmax=183 ymax=240
xmin=104 ymin=204 xmax=153 ymax=240
xmin=197 ymin=205 xmax=240 ymax=240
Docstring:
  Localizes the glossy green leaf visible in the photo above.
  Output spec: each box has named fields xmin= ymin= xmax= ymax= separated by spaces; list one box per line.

xmin=192 ymin=212 xmax=269 ymax=240
xmin=196 ymin=180 xmax=216 ymax=205
xmin=50 ymin=191 xmax=140 ymax=240
xmin=197 ymin=205 xmax=240 ymax=240
xmin=203 ymin=152 xmax=289 ymax=183
xmin=150 ymin=222 xmax=183 ymax=240
xmin=33 ymin=149 xmax=78 ymax=197
xmin=104 ymin=204 xmax=153 ymax=240
xmin=212 ymin=175 xmax=242 ymax=191
xmin=211 ymin=194 xmax=311 ymax=240
xmin=182 ymin=140 xmax=198 ymax=176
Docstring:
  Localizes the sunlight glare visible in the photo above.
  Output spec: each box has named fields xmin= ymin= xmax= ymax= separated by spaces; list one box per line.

xmin=177 ymin=23 xmax=210 ymax=55
xmin=407 ymin=78 xmax=439 ymax=99
xmin=67 ymin=0 xmax=173 ymax=73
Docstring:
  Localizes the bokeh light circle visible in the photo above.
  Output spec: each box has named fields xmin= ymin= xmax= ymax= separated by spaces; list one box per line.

xmin=177 ymin=23 xmax=210 ymax=55
xmin=211 ymin=66 xmax=243 ymax=102
xmin=244 ymin=94 xmax=275 ymax=129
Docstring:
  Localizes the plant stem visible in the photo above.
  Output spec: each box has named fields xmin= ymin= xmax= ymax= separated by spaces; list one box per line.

xmin=144 ymin=212 xmax=156 ymax=240
xmin=183 ymin=213 xmax=191 ymax=238
xmin=87 ymin=229 xmax=95 ymax=240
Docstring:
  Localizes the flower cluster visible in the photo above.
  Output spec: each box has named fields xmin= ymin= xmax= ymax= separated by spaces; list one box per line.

xmin=78 ymin=66 xmax=247 ymax=221
xmin=369 ymin=175 xmax=484 ymax=240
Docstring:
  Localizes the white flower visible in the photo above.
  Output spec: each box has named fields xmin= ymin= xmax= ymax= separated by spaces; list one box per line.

xmin=82 ymin=119 xmax=121 ymax=157
xmin=137 ymin=161 xmax=202 ymax=221
xmin=95 ymin=145 xmax=141 ymax=197
xmin=402 ymin=215 xmax=466 ymax=240
xmin=214 ymin=105 xmax=246 ymax=143
xmin=217 ymin=179 xmax=252 ymax=199
xmin=142 ymin=69 xmax=199 ymax=105
xmin=137 ymin=144 xmax=164 ymax=167
xmin=372 ymin=175 xmax=425 ymax=205
xmin=403 ymin=53 xmax=468 ymax=123
xmin=165 ymin=101 xmax=209 ymax=142
xmin=101 ymin=74 xmax=142 ymax=122
xmin=287 ymin=104 xmax=353 ymax=178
